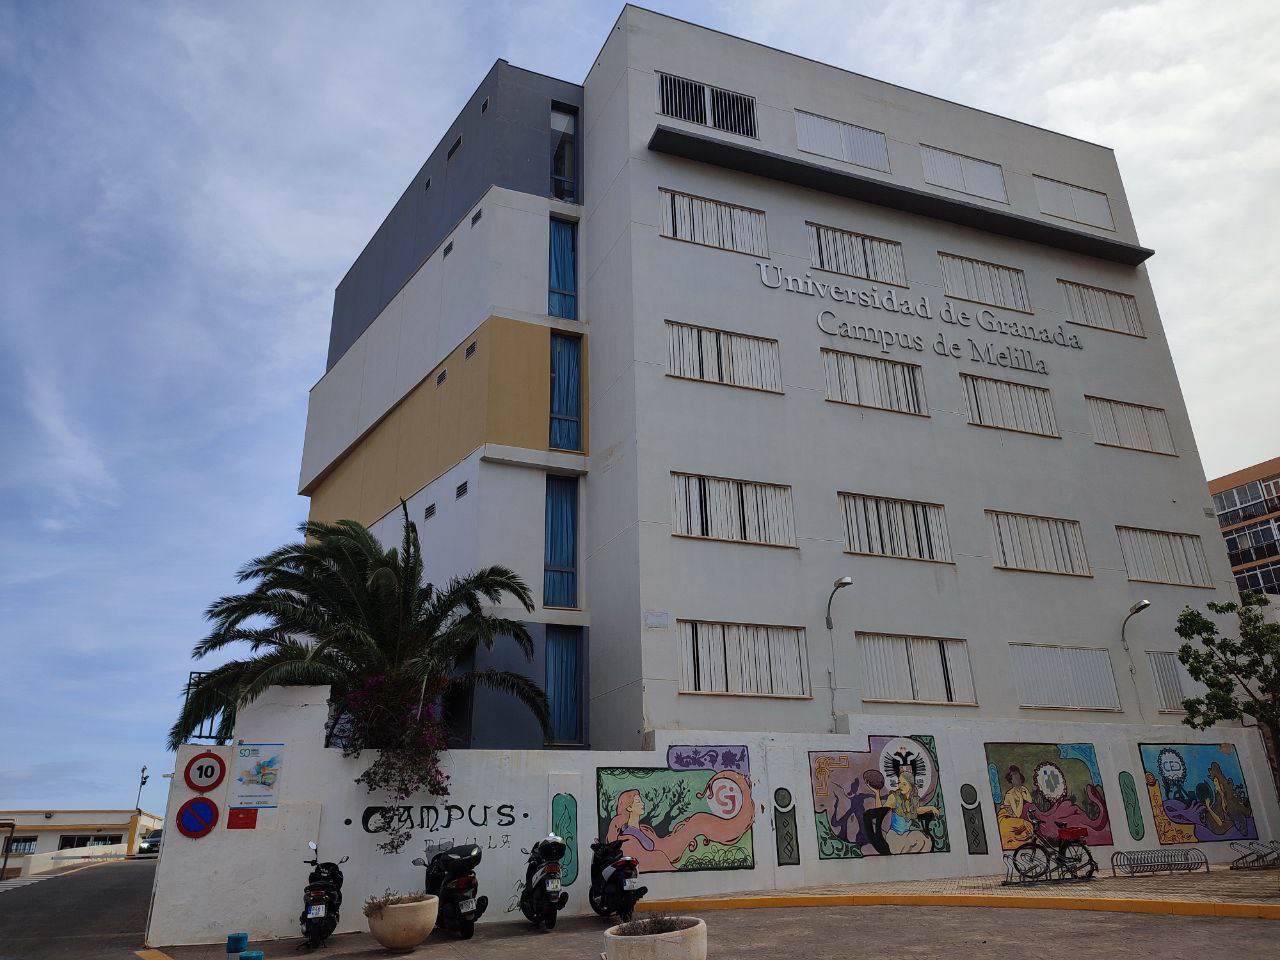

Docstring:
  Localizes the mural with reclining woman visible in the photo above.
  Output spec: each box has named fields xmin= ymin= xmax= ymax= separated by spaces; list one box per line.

xmin=984 ymin=742 xmax=1113 ymax=850
xmin=1138 ymin=743 xmax=1257 ymax=844
xmin=809 ymin=735 xmax=949 ymax=858
xmin=596 ymin=745 xmax=754 ymax=872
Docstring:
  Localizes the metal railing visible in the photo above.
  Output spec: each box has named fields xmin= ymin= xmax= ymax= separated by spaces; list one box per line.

xmin=1217 ymin=496 xmax=1280 ymax=529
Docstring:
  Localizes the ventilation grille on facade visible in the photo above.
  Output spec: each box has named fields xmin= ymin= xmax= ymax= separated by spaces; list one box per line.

xmin=658 ymin=73 xmax=756 ymax=138
xmin=424 ymin=502 xmax=436 ymax=520
xmin=465 ymin=341 xmax=477 ymax=359
xmin=456 ymin=481 xmax=468 ymax=499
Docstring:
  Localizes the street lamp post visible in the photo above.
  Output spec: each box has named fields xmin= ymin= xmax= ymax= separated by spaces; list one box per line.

xmin=1120 ymin=600 xmax=1151 ymax=714
xmin=825 ymin=577 xmax=854 ymax=732
xmin=135 ymin=765 xmax=149 ymax=813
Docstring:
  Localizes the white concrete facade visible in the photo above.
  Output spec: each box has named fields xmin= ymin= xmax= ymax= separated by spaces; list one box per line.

xmin=146 ymin=687 xmax=1278 ymax=946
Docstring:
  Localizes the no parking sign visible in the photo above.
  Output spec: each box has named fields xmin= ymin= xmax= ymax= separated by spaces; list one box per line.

xmin=176 ymin=796 xmax=220 ymax=839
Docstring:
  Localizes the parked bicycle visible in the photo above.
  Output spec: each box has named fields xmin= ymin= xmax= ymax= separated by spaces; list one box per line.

xmin=1011 ymin=809 xmax=1097 ymax=880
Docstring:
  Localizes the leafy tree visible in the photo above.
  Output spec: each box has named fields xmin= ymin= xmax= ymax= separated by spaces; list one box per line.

xmin=1176 ymin=591 xmax=1280 ymax=794
xmin=169 ymin=507 xmax=550 ymax=848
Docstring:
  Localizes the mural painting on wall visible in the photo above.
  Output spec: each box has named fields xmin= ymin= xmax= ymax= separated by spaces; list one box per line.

xmin=552 ymin=792 xmax=579 ymax=884
xmin=809 ymin=735 xmax=949 ymax=859
xmin=596 ymin=745 xmax=754 ymax=873
xmin=773 ymin=788 xmax=801 ymax=866
xmin=1138 ymin=743 xmax=1257 ymax=844
xmin=984 ymin=743 xmax=1112 ymax=850
xmin=959 ymin=783 xmax=988 ymax=855
xmin=1118 ymin=771 xmax=1145 ymax=841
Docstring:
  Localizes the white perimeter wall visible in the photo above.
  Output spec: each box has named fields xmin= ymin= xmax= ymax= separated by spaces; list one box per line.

xmin=146 ymin=686 xmax=1279 ymax=946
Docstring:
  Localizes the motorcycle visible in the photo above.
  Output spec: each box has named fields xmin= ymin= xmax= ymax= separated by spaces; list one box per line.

xmin=413 ymin=842 xmax=488 ymax=939
xmin=587 ymin=839 xmax=647 ymax=922
xmin=299 ymin=839 xmax=348 ymax=948
xmin=518 ymin=833 xmax=570 ymax=929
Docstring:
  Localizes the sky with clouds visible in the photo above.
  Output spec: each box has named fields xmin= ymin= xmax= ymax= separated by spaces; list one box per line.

xmin=1 ymin=0 xmax=1276 ymax=811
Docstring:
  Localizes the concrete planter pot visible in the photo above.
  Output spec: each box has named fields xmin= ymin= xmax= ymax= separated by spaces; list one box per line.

xmin=603 ymin=917 xmax=707 ymax=960
xmin=366 ymin=895 xmax=438 ymax=953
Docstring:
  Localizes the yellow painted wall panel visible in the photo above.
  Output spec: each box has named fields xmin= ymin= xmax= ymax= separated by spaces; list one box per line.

xmin=307 ymin=316 xmax=584 ymax=527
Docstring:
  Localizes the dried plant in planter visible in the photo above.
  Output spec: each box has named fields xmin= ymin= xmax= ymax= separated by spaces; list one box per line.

xmin=612 ymin=915 xmax=700 ymax=936
xmin=363 ymin=888 xmax=428 ymax=918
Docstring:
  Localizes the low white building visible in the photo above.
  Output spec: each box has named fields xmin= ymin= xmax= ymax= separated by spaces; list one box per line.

xmin=0 ymin=809 xmax=162 ymax=877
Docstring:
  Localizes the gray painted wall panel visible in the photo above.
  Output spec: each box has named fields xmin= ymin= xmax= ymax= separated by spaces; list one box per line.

xmin=325 ymin=61 xmax=582 ymax=370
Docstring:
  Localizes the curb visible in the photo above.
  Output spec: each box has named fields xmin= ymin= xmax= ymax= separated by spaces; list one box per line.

xmin=636 ymin=892 xmax=1280 ymax=921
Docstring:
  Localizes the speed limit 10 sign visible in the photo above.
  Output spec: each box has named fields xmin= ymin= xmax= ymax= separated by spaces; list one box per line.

xmin=184 ymin=752 xmax=226 ymax=793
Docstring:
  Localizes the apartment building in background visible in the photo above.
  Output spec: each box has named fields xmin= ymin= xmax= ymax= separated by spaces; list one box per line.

xmin=1210 ymin=456 xmax=1280 ymax=599
xmin=299 ymin=7 xmax=1250 ymax=765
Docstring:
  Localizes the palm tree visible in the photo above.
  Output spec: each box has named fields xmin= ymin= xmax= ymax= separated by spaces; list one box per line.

xmin=168 ymin=505 xmax=550 ymax=751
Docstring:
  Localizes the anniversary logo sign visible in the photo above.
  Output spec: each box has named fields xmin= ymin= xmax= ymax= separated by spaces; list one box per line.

xmin=756 ymin=262 xmax=1084 ymax=375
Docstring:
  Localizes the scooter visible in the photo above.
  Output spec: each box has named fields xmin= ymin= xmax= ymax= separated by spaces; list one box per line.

xmin=413 ymin=842 xmax=488 ymax=939
xmin=519 ymin=833 xmax=570 ymax=929
xmin=299 ymin=840 xmax=348 ymax=948
xmin=587 ymin=839 xmax=647 ymax=922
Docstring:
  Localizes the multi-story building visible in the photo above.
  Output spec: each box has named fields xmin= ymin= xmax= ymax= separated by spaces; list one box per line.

xmin=299 ymin=7 xmax=1247 ymax=763
xmin=0 ymin=809 xmax=161 ymax=878
xmin=1209 ymin=456 xmax=1280 ymax=599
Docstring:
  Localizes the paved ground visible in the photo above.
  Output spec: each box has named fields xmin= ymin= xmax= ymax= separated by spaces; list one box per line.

xmin=157 ymin=905 xmax=1277 ymax=959
xmin=0 ymin=859 xmax=154 ymax=960
xmin=698 ymin=867 xmax=1280 ymax=905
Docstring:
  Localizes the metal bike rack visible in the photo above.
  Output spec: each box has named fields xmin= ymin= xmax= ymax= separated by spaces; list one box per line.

xmin=1110 ymin=848 xmax=1209 ymax=877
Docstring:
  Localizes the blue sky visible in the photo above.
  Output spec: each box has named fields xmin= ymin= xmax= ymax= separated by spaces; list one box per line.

xmin=1 ymin=0 xmax=1276 ymax=812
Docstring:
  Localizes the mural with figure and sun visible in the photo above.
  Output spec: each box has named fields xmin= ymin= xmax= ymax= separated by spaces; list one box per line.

xmin=596 ymin=745 xmax=754 ymax=872
xmin=984 ymin=742 xmax=1113 ymax=850
xmin=809 ymin=735 xmax=949 ymax=858
xmin=1139 ymin=743 xmax=1257 ymax=844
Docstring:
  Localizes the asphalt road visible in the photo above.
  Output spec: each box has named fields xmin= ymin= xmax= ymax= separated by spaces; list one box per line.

xmin=0 ymin=859 xmax=154 ymax=960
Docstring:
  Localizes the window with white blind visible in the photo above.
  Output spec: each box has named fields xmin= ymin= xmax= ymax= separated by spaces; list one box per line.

xmin=666 ymin=321 xmax=783 ymax=393
xmin=1059 ymin=280 xmax=1145 ymax=337
xmin=858 ymin=633 xmax=976 ymax=704
xmin=1087 ymin=396 xmax=1176 ymax=455
xmin=961 ymin=373 xmax=1057 ymax=436
xmin=1010 ymin=643 xmax=1121 ymax=710
xmin=806 ymin=222 xmax=907 ymax=285
xmin=1034 ymin=176 xmax=1115 ymax=230
xmin=679 ymin=620 xmax=809 ymax=696
xmin=988 ymin=511 xmax=1091 ymax=576
xmin=1147 ymin=651 xmax=1208 ymax=712
xmin=1116 ymin=526 xmax=1213 ymax=587
xmin=672 ymin=473 xmax=796 ymax=546
xmin=840 ymin=493 xmax=953 ymax=563
xmin=823 ymin=349 xmax=927 ymax=416
xmin=658 ymin=188 xmax=768 ymax=257
xmin=794 ymin=110 xmax=890 ymax=172
xmin=657 ymin=73 xmax=757 ymax=138
xmin=920 ymin=145 xmax=1008 ymax=202
xmin=939 ymin=252 xmax=1032 ymax=312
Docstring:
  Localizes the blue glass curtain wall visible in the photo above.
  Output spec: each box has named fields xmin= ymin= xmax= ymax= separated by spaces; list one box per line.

xmin=548 ymin=218 xmax=577 ymax=320
xmin=549 ymin=334 xmax=582 ymax=451
xmin=543 ymin=475 xmax=578 ymax=607
xmin=545 ymin=625 xmax=583 ymax=743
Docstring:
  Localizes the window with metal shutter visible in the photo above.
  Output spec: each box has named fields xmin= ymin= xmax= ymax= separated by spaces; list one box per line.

xmin=671 ymin=473 xmax=795 ymax=546
xmin=658 ymin=188 xmax=768 ymax=256
xmin=1086 ymin=396 xmax=1175 ymax=454
xmin=858 ymin=633 xmax=975 ymax=704
xmin=840 ymin=493 xmax=952 ymax=562
xmin=920 ymin=145 xmax=1007 ymax=202
xmin=1010 ymin=643 xmax=1120 ymax=710
xmin=1116 ymin=526 xmax=1213 ymax=587
xmin=678 ymin=620 xmax=809 ymax=696
xmin=1059 ymin=279 xmax=1144 ymax=336
xmin=807 ymin=222 xmax=906 ymax=285
xmin=794 ymin=110 xmax=890 ymax=172
xmin=939 ymin=252 xmax=1032 ymax=312
xmin=823 ymin=349 xmax=927 ymax=415
xmin=1034 ymin=175 xmax=1114 ymax=229
xmin=988 ymin=510 xmax=1090 ymax=576
xmin=666 ymin=321 xmax=782 ymax=392
xmin=961 ymin=374 xmax=1057 ymax=436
